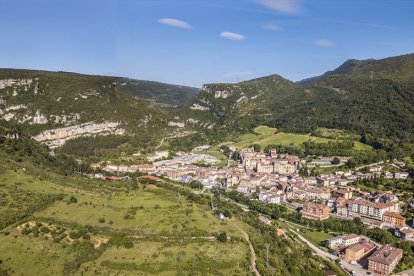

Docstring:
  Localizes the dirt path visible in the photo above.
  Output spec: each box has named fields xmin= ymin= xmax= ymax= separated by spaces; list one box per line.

xmin=238 ymin=227 xmax=261 ymax=276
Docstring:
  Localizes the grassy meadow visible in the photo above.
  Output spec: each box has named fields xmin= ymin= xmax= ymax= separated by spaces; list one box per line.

xmin=0 ymin=167 xmax=250 ymax=275
xmin=217 ymin=126 xmax=371 ymax=151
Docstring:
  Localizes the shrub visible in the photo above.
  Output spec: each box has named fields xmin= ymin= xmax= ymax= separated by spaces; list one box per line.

xmin=69 ymin=196 xmax=78 ymax=203
xmin=109 ymin=233 xmax=134 ymax=248
xmin=217 ymin=232 xmax=227 ymax=243
xmin=69 ymin=231 xmax=80 ymax=239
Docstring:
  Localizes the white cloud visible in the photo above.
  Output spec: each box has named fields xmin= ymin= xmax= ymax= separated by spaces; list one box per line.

xmin=223 ymin=71 xmax=254 ymax=79
xmin=262 ymin=23 xmax=282 ymax=32
xmin=256 ymin=0 xmax=301 ymax=14
xmin=220 ymin=32 xmax=246 ymax=41
xmin=158 ymin=18 xmax=192 ymax=29
xmin=314 ymin=39 xmax=335 ymax=47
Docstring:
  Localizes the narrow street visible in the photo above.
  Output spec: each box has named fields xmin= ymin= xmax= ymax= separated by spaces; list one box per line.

xmin=291 ymin=230 xmax=369 ymax=276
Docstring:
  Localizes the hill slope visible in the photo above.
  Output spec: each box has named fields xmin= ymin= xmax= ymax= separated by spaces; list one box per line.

xmin=0 ymin=69 xmax=196 ymax=154
xmin=183 ymin=53 xmax=414 ymax=146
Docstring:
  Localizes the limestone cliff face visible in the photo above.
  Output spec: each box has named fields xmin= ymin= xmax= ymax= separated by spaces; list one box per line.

xmin=34 ymin=121 xmax=126 ymax=148
xmin=0 ymin=78 xmax=34 ymax=90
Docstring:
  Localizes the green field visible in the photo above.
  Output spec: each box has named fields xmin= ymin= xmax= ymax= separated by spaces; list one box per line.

xmin=281 ymin=221 xmax=333 ymax=247
xmin=217 ymin=126 xmax=372 ymax=151
xmin=35 ymin=185 xmax=243 ymax=238
xmin=79 ymin=240 xmax=248 ymax=275
xmin=0 ymin=168 xmax=250 ymax=275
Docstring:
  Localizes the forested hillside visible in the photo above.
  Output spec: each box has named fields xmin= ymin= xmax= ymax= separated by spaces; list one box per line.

xmin=0 ymin=69 xmax=197 ymax=155
xmin=181 ymin=53 xmax=414 ymax=157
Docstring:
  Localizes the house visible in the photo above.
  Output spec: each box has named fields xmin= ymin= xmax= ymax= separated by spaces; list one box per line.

xmin=293 ymin=189 xmax=307 ymax=200
xmin=94 ymin=173 xmax=104 ymax=179
xmin=268 ymin=194 xmax=282 ymax=205
xmin=336 ymin=203 xmax=349 ymax=217
xmin=219 ymin=213 xmax=229 ymax=221
xmin=395 ymin=172 xmax=409 ymax=179
xmin=328 ymin=234 xmax=360 ymax=249
xmin=147 ymin=150 xmax=169 ymax=162
xmin=347 ymin=199 xmax=400 ymax=221
xmin=383 ymin=171 xmax=394 ymax=179
xmin=237 ymin=179 xmax=256 ymax=195
xmin=301 ymin=202 xmax=330 ymax=221
xmin=368 ymin=245 xmax=403 ymax=275
xmin=328 ymin=236 xmax=344 ymax=249
xmin=331 ymin=189 xmax=353 ymax=200
xmin=394 ymin=226 xmax=414 ymax=241
xmin=139 ymin=175 xmax=162 ymax=182
xmin=193 ymin=145 xmax=212 ymax=151
xmin=370 ymin=165 xmax=383 ymax=173
xmin=303 ymin=177 xmax=317 ymax=185
xmin=382 ymin=212 xmax=406 ymax=228
xmin=105 ymin=176 xmax=119 ymax=182
xmin=120 ymin=176 xmax=131 ymax=181
xmin=342 ymin=234 xmax=361 ymax=247
xmin=344 ymin=240 xmax=376 ymax=262
xmin=138 ymin=164 xmax=156 ymax=174
xmin=373 ymin=192 xmax=399 ymax=203
xmin=306 ymin=187 xmax=331 ymax=201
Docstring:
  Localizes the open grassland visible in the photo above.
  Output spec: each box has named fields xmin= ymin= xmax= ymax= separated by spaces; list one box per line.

xmin=217 ymin=126 xmax=372 ymax=151
xmin=281 ymin=221 xmax=333 ymax=247
xmin=79 ymin=240 xmax=249 ymax=275
xmin=35 ymin=185 xmax=243 ymax=238
xmin=0 ymin=229 xmax=72 ymax=275
xmin=0 ymin=167 xmax=250 ymax=275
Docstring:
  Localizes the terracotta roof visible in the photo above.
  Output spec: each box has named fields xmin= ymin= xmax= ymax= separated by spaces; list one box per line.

xmin=368 ymin=245 xmax=403 ymax=265
xmin=139 ymin=175 xmax=162 ymax=182
xmin=347 ymin=243 xmax=365 ymax=253
xmin=343 ymin=234 xmax=359 ymax=241
xmin=347 ymin=240 xmax=375 ymax=253
xmin=383 ymin=211 xmax=405 ymax=220
xmin=348 ymin=199 xmax=396 ymax=209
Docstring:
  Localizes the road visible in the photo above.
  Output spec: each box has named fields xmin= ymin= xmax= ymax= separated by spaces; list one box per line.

xmin=355 ymin=161 xmax=384 ymax=171
xmin=291 ymin=229 xmax=369 ymax=276
xmin=397 ymin=269 xmax=414 ymax=276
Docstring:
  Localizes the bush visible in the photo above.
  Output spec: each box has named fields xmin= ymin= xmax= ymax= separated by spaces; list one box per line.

xmin=69 ymin=196 xmax=78 ymax=203
xmin=98 ymin=217 xmax=105 ymax=223
xmin=217 ymin=232 xmax=227 ymax=243
xmin=40 ymin=226 xmax=50 ymax=233
xmin=109 ymin=233 xmax=134 ymax=248
xmin=69 ymin=231 xmax=81 ymax=239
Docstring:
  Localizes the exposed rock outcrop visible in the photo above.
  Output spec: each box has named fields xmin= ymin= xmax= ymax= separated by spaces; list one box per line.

xmin=34 ymin=121 xmax=126 ymax=148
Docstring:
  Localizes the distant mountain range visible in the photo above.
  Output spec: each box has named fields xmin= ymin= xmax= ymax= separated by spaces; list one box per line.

xmin=1 ymin=53 xmax=414 ymax=155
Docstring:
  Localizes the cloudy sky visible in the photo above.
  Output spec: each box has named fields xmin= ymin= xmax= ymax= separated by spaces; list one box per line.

xmin=1 ymin=0 xmax=413 ymax=87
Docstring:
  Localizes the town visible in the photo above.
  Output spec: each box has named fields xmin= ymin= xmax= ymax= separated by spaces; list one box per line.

xmin=89 ymin=145 xmax=413 ymax=276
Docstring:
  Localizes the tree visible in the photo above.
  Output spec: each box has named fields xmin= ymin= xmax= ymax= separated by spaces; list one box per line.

xmin=272 ymin=208 xmax=281 ymax=219
xmin=252 ymin=144 xmax=261 ymax=152
xmin=231 ymin=151 xmax=240 ymax=161
xmin=217 ymin=231 xmax=227 ymax=242
xmin=69 ymin=196 xmax=78 ymax=203
xmin=331 ymin=157 xmax=340 ymax=165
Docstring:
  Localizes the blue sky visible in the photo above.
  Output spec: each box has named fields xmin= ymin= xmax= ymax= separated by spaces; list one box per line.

xmin=1 ymin=0 xmax=413 ymax=87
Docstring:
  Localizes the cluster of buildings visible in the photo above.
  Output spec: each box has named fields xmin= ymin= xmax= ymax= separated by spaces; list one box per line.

xmin=87 ymin=144 xmax=413 ymax=274
xmin=328 ymin=234 xmax=403 ymax=275
xmin=91 ymin=146 xmax=413 ymax=241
